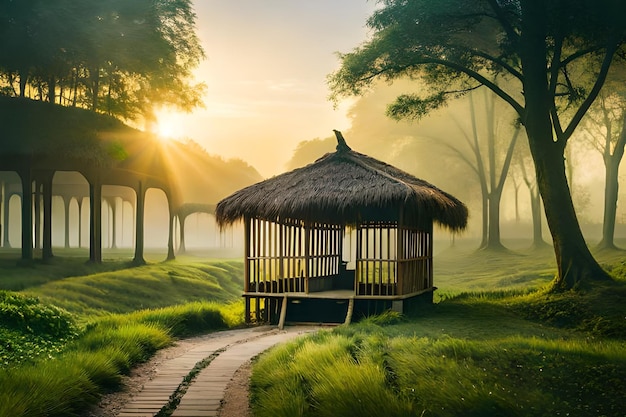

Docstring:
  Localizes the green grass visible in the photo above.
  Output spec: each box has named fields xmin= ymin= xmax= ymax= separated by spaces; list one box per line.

xmin=2 ymin=240 xmax=625 ymax=416
xmin=0 ymin=254 xmax=247 ymax=417
xmin=251 ymin=296 xmax=626 ymax=417
xmin=0 ymin=250 xmax=135 ymax=290
xmin=21 ymin=259 xmax=244 ymax=316
xmin=251 ymin=276 xmax=626 ymax=417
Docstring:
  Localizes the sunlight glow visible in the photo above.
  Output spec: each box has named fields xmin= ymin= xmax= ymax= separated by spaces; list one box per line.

xmin=153 ymin=108 xmax=188 ymax=141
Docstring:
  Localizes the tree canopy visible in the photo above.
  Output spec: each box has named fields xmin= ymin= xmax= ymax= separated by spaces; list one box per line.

xmin=0 ymin=0 xmax=205 ymax=121
xmin=329 ymin=0 xmax=626 ymax=289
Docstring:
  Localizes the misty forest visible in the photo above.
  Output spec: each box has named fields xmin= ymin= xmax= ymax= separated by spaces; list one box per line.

xmin=1 ymin=1 xmax=626 ymax=417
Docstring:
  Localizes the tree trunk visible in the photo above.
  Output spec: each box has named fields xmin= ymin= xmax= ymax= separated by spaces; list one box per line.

xmin=19 ymin=69 xmax=27 ymax=98
xmin=485 ymin=190 xmax=506 ymax=249
xmin=599 ymin=159 xmax=619 ymax=249
xmin=90 ymin=67 xmax=99 ymax=112
xmin=529 ymin=186 xmax=547 ymax=249
xmin=520 ymin=2 xmax=609 ymax=289
xmin=598 ymin=114 xmax=626 ymax=250
xmin=18 ymin=169 xmax=33 ymax=261
xmin=47 ymin=76 xmax=56 ymax=103
xmin=530 ymin=135 xmax=609 ymax=287
xmin=480 ymin=192 xmax=488 ymax=248
xmin=179 ymin=214 xmax=187 ymax=254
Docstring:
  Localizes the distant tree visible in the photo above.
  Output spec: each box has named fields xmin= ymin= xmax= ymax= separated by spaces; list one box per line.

xmin=433 ymin=90 xmax=519 ymax=250
xmin=329 ymin=0 xmax=626 ymax=289
xmin=580 ymin=89 xmax=626 ymax=249
xmin=513 ymin=139 xmax=548 ymax=248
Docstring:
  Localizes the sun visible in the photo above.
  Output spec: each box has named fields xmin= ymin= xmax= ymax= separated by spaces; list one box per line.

xmin=153 ymin=109 xmax=187 ymax=141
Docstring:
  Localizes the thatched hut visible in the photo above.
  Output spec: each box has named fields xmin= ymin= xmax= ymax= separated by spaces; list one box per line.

xmin=216 ymin=131 xmax=468 ymax=326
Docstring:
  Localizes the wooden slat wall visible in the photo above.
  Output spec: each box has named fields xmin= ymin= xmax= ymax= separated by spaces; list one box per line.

xmin=354 ymin=220 xmax=433 ymax=296
xmin=355 ymin=222 xmax=398 ymax=296
xmin=246 ymin=218 xmax=342 ymax=295
xmin=307 ymin=222 xmax=342 ymax=282
xmin=397 ymin=224 xmax=432 ymax=295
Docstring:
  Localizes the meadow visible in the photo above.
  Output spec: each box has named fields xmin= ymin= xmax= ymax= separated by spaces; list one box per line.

xmin=249 ymin=241 xmax=626 ymax=417
xmin=1 ymin=240 xmax=625 ymax=417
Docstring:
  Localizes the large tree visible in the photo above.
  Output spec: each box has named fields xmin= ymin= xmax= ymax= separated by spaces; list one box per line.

xmin=329 ymin=0 xmax=626 ymax=289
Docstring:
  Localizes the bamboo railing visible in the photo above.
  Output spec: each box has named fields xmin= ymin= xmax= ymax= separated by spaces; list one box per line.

xmin=245 ymin=217 xmax=343 ymax=294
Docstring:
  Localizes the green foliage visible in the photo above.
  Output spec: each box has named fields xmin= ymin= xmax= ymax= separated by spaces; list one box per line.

xmin=0 ymin=328 xmax=70 ymax=368
xmin=106 ymin=140 xmax=129 ymax=161
xmin=0 ymin=291 xmax=78 ymax=367
xmin=0 ymin=291 xmax=76 ymax=336
xmin=386 ymin=92 xmax=447 ymax=121
xmin=0 ymin=0 xmax=205 ymax=119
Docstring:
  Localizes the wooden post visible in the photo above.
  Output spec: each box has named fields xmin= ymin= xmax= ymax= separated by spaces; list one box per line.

xmin=278 ymin=295 xmax=288 ymax=330
xmin=397 ymin=211 xmax=404 ymax=296
xmin=304 ymin=222 xmax=310 ymax=294
xmin=244 ymin=297 xmax=251 ymax=324
xmin=355 ymin=224 xmax=361 ymax=295
xmin=344 ymin=297 xmax=354 ymax=325
xmin=429 ymin=222 xmax=434 ymax=288
xmin=244 ymin=216 xmax=251 ymax=293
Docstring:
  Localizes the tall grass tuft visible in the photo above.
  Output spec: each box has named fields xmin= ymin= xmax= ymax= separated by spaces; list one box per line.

xmin=0 ymin=358 xmax=99 ymax=417
xmin=251 ymin=332 xmax=411 ymax=417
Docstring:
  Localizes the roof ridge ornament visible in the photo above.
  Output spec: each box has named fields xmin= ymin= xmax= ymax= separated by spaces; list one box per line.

xmin=333 ymin=129 xmax=352 ymax=153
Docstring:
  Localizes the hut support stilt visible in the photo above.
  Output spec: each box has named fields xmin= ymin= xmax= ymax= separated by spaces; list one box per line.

xmin=344 ymin=297 xmax=354 ymax=325
xmin=278 ymin=295 xmax=288 ymax=330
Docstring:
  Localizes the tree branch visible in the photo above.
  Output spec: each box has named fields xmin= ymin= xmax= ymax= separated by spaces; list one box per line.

xmin=471 ymin=49 xmax=523 ymax=81
xmin=485 ymin=0 xmax=519 ymax=45
xmin=495 ymin=126 xmax=521 ymax=193
xmin=562 ymin=41 xmax=620 ymax=144
xmin=416 ymin=57 xmax=525 ymax=117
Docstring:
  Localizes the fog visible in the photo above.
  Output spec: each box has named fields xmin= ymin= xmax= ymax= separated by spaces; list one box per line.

xmin=0 ymin=83 xmax=620 ymax=257
xmin=284 ymin=80 xmax=624 ymax=246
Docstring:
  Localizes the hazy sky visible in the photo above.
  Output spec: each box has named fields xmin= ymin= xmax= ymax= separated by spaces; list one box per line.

xmin=155 ymin=1 xmax=377 ymax=177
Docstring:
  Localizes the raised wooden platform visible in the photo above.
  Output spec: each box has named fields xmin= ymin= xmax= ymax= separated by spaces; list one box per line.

xmin=243 ymin=288 xmax=436 ymax=328
xmin=243 ymin=288 xmax=433 ymax=300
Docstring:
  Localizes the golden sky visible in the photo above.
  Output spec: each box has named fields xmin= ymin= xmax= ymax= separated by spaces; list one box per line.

xmin=155 ymin=1 xmax=377 ymax=178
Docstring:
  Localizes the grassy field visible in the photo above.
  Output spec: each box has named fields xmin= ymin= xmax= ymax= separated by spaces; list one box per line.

xmin=1 ymin=240 xmax=625 ymax=416
xmin=0 ymin=251 xmax=246 ymax=417
xmin=249 ymin=241 xmax=626 ymax=417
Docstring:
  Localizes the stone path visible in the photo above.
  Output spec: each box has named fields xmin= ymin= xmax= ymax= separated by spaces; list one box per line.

xmin=116 ymin=326 xmax=316 ymax=417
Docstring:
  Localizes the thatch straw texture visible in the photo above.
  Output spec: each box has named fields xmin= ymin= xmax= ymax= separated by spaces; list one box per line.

xmin=216 ymin=132 xmax=468 ymax=231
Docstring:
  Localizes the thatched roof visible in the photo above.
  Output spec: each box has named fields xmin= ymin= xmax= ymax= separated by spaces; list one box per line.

xmin=216 ymin=131 xmax=468 ymax=231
